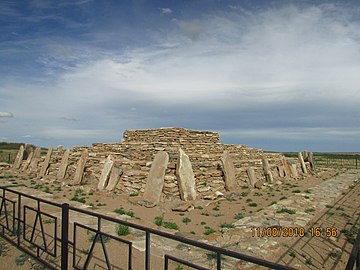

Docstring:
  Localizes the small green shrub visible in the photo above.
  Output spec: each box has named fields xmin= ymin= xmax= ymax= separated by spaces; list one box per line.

xmin=248 ymin=202 xmax=258 ymax=207
xmin=182 ymin=217 xmax=191 ymax=224
xmin=276 ymin=208 xmax=296 ymax=214
xmin=163 ymin=222 xmax=179 ymax=230
xmin=220 ymin=223 xmax=235 ymax=229
xmin=204 ymin=228 xmax=216 ymax=235
xmin=234 ymin=213 xmax=244 ymax=220
xmin=116 ymin=224 xmax=130 ymax=236
xmin=154 ymin=215 xmax=163 ymax=226
xmin=305 ymin=208 xmax=315 ymax=213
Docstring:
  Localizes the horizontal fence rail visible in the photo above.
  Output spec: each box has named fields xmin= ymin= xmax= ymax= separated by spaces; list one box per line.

xmin=1 ymin=186 xmax=358 ymax=269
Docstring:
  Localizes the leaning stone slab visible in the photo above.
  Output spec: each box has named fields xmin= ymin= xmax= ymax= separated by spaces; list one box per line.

xmin=73 ymin=149 xmax=88 ymax=185
xmin=246 ymin=167 xmax=257 ymax=187
xmin=143 ymin=151 xmax=169 ymax=204
xmin=221 ymin=151 xmax=237 ymax=191
xmin=278 ymin=166 xmax=285 ymax=178
xmin=30 ymin=147 xmax=41 ymax=171
xmin=290 ymin=164 xmax=299 ymax=178
xmin=106 ymin=166 xmax=123 ymax=191
xmin=176 ymin=148 xmax=197 ymax=201
xmin=98 ymin=155 xmax=114 ymax=190
xmin=282 ymin=158 xmax=292 ymax=177
xmin=262 ymin=156 xmax=273 ymax=183
xmin=298 ymin=152 xmax=308 ymax=174
xmin=57 ymin=150 xmax=70 ymax=180
xmin=39 ymin=147 xmax=52 ymax=177
xmin=13 ymin=145 xmax=24 ymax=169
xmin=22 ymin=151 xmax=33 ymax=171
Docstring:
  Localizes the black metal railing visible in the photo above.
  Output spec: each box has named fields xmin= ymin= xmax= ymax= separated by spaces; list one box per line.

xmin=5 ymin=185 xmax=358 ymax=270
xmin=345 ymin=229 xmax=360 ymax=270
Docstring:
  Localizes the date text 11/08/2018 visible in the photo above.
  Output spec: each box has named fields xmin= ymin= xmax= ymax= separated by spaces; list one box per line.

xmin=251 ymin=227 xmax=338 ymax=238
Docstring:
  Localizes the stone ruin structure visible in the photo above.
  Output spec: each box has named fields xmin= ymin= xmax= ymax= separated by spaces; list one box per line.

xmin=11 ymin=127 xmax=315 ymax=204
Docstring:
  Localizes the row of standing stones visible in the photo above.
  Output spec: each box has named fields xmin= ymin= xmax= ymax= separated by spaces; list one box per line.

xmin=10 ymin=128 xmax=315 ymax=206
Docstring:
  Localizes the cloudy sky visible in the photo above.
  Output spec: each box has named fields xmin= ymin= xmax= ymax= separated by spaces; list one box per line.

xmin=1 ymin=0 xmax=359 ymax=152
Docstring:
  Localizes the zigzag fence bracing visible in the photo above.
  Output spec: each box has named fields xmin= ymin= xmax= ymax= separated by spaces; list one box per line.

xmin=1 ymin=186 xmax=335 ymax=270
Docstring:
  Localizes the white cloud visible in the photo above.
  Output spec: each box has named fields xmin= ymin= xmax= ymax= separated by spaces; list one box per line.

xmin=160 ymin=8 xmax=172 ymax=14
xmin=0 ymin=112 xmax=14 ymax=118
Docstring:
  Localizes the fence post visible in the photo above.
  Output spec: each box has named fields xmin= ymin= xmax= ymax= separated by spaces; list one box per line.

xmin=61 ymin=203 xmax=69 ymax=270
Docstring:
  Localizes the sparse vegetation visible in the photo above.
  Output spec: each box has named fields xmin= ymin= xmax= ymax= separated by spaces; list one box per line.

xmin=248 ymin=202 xmax=258 ymax=207
xmin=305 ymin=208 xmax=315 ymax=213
xmin=116 ymin=224 xmax=130 ymax=236
xmin=154 ymin=215 xmax=164 ymax=226
xmin=220 ymin=223 xmax=235 ymax=229
xmin=163 ymin=222 xmax=179 ymax=230
xmin=182 ymin=217 xmax=191 ymax=224
xmin=234 ymin=213 xmax=244 ymax=220
xmin=113 ymin=207 xmax=134 ymax=217
xmin=204 ymin=228 xmax=216 ymax=235
xmin=276 ymin=208 xmax=296 ymax=214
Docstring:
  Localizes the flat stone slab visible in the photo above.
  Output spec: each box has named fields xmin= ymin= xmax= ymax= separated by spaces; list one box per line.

xmin=40 ymin=147 xmax=52 ymax=177
xmin=176 ymin=148 xmax=196 ymax=201
xmin=57 ymin=150 xmax=70 ymax=180
xmin=221 ymin=151 xmax=237 ymax=191
xmin=106 ymin=166 xmax=123 ymax=191
xmin=73 ymin=149 xmax=88 ymax=185
xmin=98 ymin=155 xmax=114 ymax=190
xmin=143 ymin=151 xmax=169 ymax=204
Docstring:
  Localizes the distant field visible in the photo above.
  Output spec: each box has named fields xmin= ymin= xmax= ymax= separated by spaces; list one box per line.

xmin=0 ymin=142 xmax=23 ymax=163
xmin=282 ymin=152 xmax=360 ymax=169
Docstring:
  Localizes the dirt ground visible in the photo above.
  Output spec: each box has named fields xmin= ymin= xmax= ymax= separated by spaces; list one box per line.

xmin=0 ymin=166 xmax=359 ymax=269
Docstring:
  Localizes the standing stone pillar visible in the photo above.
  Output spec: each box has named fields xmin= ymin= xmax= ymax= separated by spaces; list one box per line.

xmin=246 ymin=167 xmax=257 ymax=187
xmin=290 ymin=164 xmax=299 ymax=178
xmin=57 ymin=145 xmax=63 ymax=151
xmin=298 ymin=152 xmax=308 ymax=174
xmin=262 ymin=156 xmax=273 ymax=183
xmin=39 ymin=148 xmax=53 ymax=177
xmin=22 ymin=151 xmax=33 ymax=171
xmin=176 ymin=148 xmax=197 ymax=201
xmin=282 ymin=158 xmax=292 ymax=177
xmin=278 ymin=166 xmax=285 ymax=178
xmin=98 ymin=155 xmax=114 ymax=190
xmin=73 ymin=149 xmax=88 ymax=185
xmin=106 ymin=167 xmax=123 ymax=191
xmin=308 ymin=152 xmax=315 ymax=171
xmin=57 ymin=150 xmax=70 ymax=180
xmin=143 ymin=151 xmax=169 ymax=204
xmin=220 ymin=151 xmax=237 ymax=191
xmin=29 ymin=147 xmax=41 ymax=171
xmin=13 ymin=145 xmax=24 ymax=169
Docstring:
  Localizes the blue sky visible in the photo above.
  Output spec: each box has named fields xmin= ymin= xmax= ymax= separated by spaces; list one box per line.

xmin=1 ymin=0 xmax=359 ymax=152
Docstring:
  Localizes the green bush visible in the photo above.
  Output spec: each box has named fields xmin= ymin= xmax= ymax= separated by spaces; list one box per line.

xmin=163 ymin=222 xmax=179 ymax=230
xmin=154 ymin=215 xmax=163 ymax=226
xmin=116 ymin=224 xmax=130 ymax=236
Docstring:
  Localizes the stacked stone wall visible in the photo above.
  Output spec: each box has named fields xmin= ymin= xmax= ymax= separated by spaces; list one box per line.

xmin=11 ymin=128 xmax=299 ymax=200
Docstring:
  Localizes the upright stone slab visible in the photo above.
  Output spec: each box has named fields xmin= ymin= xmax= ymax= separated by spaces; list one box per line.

xmin=106 ymin=167 xmax=123 ymax=191
xmin=57 ymin=150 xmax=70 ymax=180
xmin=220 ymin=151 xmax=237 ymax=191
xmin=176 ymin=148 xmax=197 ymax=201
xmin=246 ymin=167 xmax=257 ymax=187
xmin=278 ymin=166 xmax=285 ymax=178
xmin=143 ymin=151 xmax=169 ymax=204
xmin=308 ymin=152 xmax=315 ymax=171
xmin=39 ymin=147 xmax=52 ymax=177
xmin=290 ymin=164 xmax=299 ymax=178
xmin=73 ymin=149 xmax=88 ymax=185
xmin=298 ymin=152 xmax=308 ymax=174
xmin=98 ymin=155 xmax=114 ymax=190
xmin=262 ymin=156 xmax=273 ymax=183
xmin=282 ymin=158 xmax=292 ymax=177
xmin=57 ymin=145 xmax=63 ymax=151
xmin=22 ymin=151 xmax=33 ymax=171
xmin=13 ymin=145 xmax=24 ymax=169
xmin=30 ymin=147 xmax=41 ymax=171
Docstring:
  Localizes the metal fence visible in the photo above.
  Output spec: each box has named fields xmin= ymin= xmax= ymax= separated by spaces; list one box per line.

xmin=0 ymin=186 xmax=358 ymax=270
